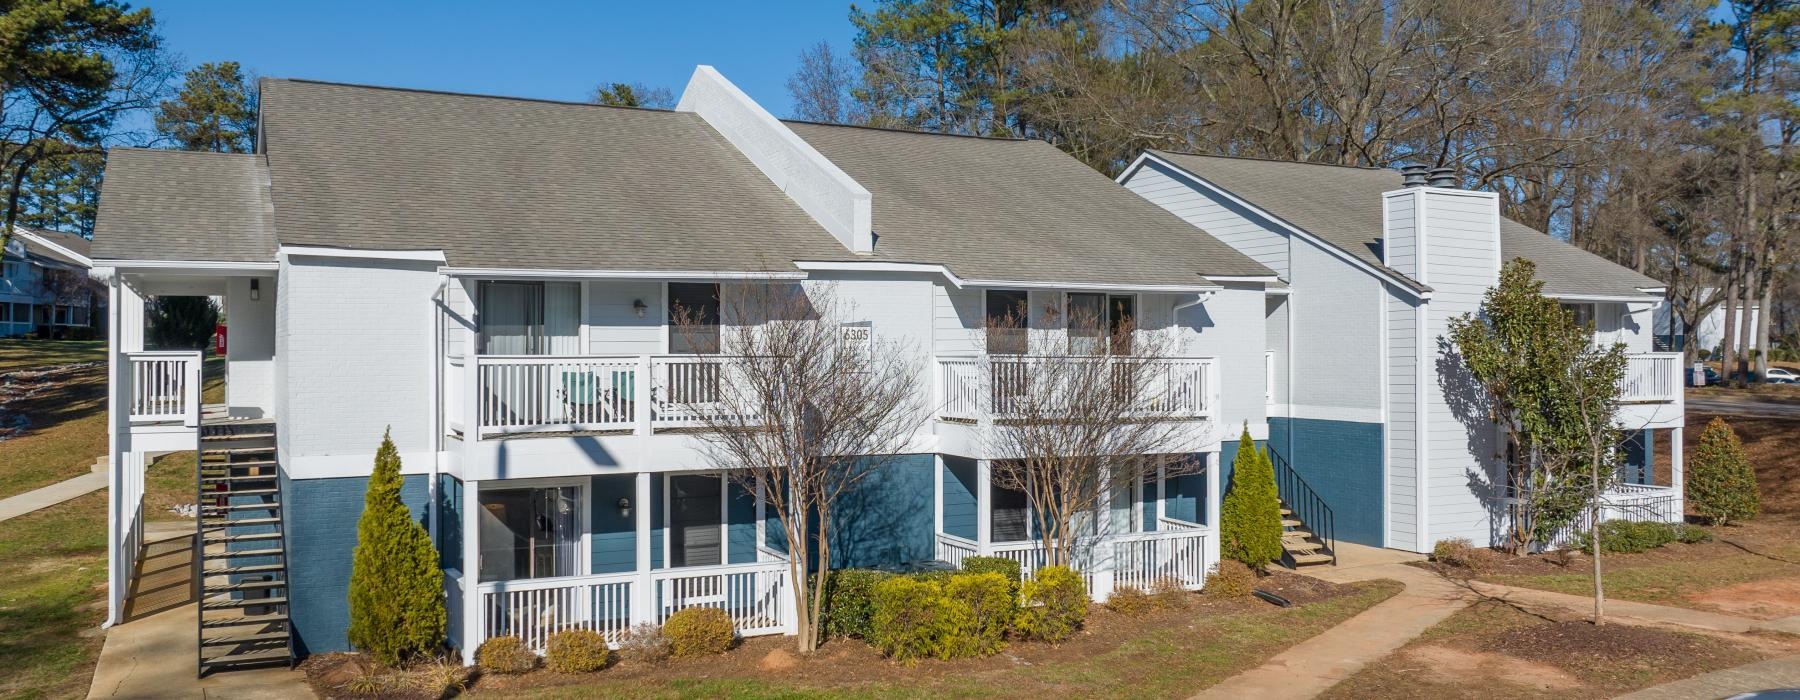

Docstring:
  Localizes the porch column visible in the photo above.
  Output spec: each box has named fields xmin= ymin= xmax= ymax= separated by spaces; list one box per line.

xmin=1670 ymin=426 xmax=1685 ymax=515
xmin=459 ymin=479 xmax=481 ymax=665
xmin=632 ymin=471 xmax=653 ymax=625
xmin=1205 ymin=451 xmax=1222 ymax=575
xmin=976 ymin=459 xmax=992 ymax=555
xmin=1156 ymin=464 xmax=1167 ymax=523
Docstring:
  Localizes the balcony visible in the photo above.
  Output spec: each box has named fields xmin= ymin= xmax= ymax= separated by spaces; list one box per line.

xmin=447 ymin=354 xmax=755 ymax=440
xmin=1620 ymin=352 xmax=1682 ymax=404
xmin=934 ymin=355 xmax=1216 ymax=423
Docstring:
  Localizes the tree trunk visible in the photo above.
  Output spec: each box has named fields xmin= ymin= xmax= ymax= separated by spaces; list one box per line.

xmin=1738 ymin=277 xmax=1756 ymax=384
xmin=1591 ymin=453 xmax=1605 ymax=626
xmin=1721 ymin=274 xmax=1739 ymax=384
xmin=1755 ymin=261 xmax=1774 ymax=381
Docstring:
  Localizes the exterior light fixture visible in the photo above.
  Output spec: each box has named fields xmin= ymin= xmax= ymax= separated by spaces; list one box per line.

xmin=633 ymin=299 xmax=648 ymax=318
xmin=249 ymin=279 xmax=261 ymax=301
xmin=617 ymin=497 xmax=632 ymax=517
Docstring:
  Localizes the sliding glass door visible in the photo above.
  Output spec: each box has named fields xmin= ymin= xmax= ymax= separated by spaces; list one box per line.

xmin=478 ymin=485 xmax=583 ymax=582
xmin=478 ymin=280 xmax=579 ymax=355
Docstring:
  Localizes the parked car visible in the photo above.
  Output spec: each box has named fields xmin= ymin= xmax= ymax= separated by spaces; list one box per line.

xmin=1764 ymin=367 xmax=1798 ymax=384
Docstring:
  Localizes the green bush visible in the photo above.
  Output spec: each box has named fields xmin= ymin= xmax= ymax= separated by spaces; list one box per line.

xmin=545 ymin=629 xmax=611 ymax=673
xmin=961 ymin=556 xmax=1022 ymax=586
xmin=1689 ymin=417 xmax=1761 ymax=525
xmin=1220 ymin=427 xmax=1284 ymax=569
xmin=347 ymin=430 xmax=446 ymax=665
xmin=869 ymin=576 xmax=961 ymax=664
xmin=1013 ymin=565 xmax=1087 ymax=643
xmin=475 ymin=636 xmax=536 ymax=675
xmin=1207 ymin=560 xmax=1256 ymax=598
xmin=665 ymin=607 xmax=734 ymax=658
xmin=1105 ymin=585 xmax=1155 ymax=616
xmin=1580 ymin=520 xmax=1709 ymax=554
xmin=946 ymin=572 xmax=1014 ymax=656
xmin=821 ymin=569 xmax=895 ymax=640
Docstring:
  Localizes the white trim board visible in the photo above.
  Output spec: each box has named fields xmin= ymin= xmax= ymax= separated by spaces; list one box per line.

xmin=1266 ymin=404 xmax=1385 ymax=424
xmin=13 ymin=228 xmax=93 ymax=268
xmin=440 ymin=267 xmax=806 ymax=281
xmin=279 ymin=245 xmax=447 ymax=262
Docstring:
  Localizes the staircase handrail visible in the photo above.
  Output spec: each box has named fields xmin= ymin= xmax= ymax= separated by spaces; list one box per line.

xmin=1268 ymin=447 xmax=1336 ymax=565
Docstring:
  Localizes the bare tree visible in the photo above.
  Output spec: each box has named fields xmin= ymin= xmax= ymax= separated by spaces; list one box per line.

xmin=786 ymin=41 xmax=861 ymax=124
xmin=672 ymin=282 xmax=926 ymax=654
xmin=979 ymin=300 xmax=1206 ymax=568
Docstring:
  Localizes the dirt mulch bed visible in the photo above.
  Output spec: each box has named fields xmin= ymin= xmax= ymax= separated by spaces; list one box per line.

xmin=312 ymin=576 xmax=1390 ymax=698
xmin=302 ymin=652 xmax=475 ymax=699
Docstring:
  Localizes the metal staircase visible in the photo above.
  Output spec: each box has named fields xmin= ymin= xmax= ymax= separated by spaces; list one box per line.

xmin=1269 ymin=448 xmax=1336 ymax=567
xmin=194 ymin=417 xmax=295 ymax=676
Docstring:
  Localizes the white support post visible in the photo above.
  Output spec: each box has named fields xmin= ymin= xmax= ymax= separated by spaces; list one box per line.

xmin=1205 ymin=451 xmax=1222 ymax=573
xmin=182 ymin=351 xmax=201 ymax=428
xmin=754 ymin=476 xmax=767 ymax=559
xmin=1670 ymin=426 xmax=1684 ymax=516
xmin=632 ymin=471 xmax=653 ymax=625
xmin=460 ymin=479 xmax=482 ymax=665
xmin=635 ymin=355 xmax=654 ymax=437
xmin=976 ymin=459 xmax=992 ymax=555
xmin=1156 ymin=464 xmax=1168 ymax=524
xmin=463 ymin=350 xmax=481 ymax=443
xmin=933 ymin=455 xmax=944 ymax=539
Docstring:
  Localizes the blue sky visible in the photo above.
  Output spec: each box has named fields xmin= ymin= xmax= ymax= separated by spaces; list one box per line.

xmin=143 ymin=1 xmax=859 ymax=116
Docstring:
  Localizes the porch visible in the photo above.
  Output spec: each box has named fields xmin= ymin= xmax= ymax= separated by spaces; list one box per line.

xmin=1619 ymin=352 xmax=1684 ymax=405
xmin=446 ymin=353 xmax=756 ymax=440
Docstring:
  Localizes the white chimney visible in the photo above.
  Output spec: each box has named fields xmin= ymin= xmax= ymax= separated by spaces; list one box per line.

xmin=675 ymin=66 xmax=874 ymax=254
xmin=1381 ymin=166 xmax=1500 ymax=288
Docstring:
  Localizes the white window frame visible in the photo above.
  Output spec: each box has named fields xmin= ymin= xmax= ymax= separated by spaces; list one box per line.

xmin=661 ymin=471 xmax=733 ymax=570
xmin=477 ymin=477 xmax=591 ymax=581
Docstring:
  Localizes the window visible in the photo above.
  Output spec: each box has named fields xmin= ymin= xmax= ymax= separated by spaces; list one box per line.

xmin=1 ymin=261 xmax=17 ymax=279
xmin=10 ymin=304 xmax=26 ymax=325
xmin=1561 ymin=302 xmax=1594 ymax=328
xmin=477 ymin=485 xmax=583 ymax=582
xmin=71 ymin=306 xmax=87 ymax=326
xmin=667 ymin=282 xmax=720 ymax=354
xmin=985 ymin=289 xmax=1028 ymax=354
xmin=53 ymin=305 xmax=69 ymax=325
xmin=478 ymin=281 xmax=579 ymax=355
xmin=1067 ymin=293 xmax=1134 ymax=354
xmin=0 ymin=304 xmax=8 ymax=323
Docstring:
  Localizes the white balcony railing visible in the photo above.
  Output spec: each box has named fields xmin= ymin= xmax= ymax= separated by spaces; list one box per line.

xmin=461 ymin=354 xmax=758 ymax=438
xmin=126 ymin=350 xmax=201 ymax=426
xmin=1620 ymin=352 xmax=1681 ymax=403
xmin=937 ymin=525 xmax=1212 ymax=602
xmin=473 ymin=559 xmax=794 ymax=654
xmin=935 ymin=355 xmax=1216 ymax=423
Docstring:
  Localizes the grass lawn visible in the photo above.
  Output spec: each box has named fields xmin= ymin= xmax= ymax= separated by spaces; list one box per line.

xmin=0 ymin=339 xmax=104 ymax=374
xmin=405 ymin=578 xmax=1404 ymax=699
xmin=1319 ymin=598 xmax=1787 ymax=699
xmin=0 ymin=492 xmax=110 ymax=700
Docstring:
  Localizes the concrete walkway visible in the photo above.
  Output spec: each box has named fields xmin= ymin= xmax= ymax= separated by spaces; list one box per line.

xmin=0 ymin=456 xmax=104 ymax=521
xmin=1616 ymin=654 xmax=1800 ymax=699
xmin=1195 ymin=546 xmax=1471 ymax=700
xmin=1196 ymin=542 xmax=1800 ymax=700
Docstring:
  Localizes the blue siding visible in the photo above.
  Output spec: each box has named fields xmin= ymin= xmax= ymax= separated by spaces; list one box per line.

xmin=830 ymin=454 xmax=935 ymax=569
xmin=436 ymin=475 xmax=462 ymax=572
xmin=591 ymin=475 xmax=635 ymax=573
xmin=649 ymin=476 xmax=664 ymax=569
xmin=283 ymin=473 xmax=431 ymax=656
xmin=728 ymin=480 xmax=757 ymax=564
xmin=1165 ymin=473 xmax=1204 ymax=523
xmin=1270 ymin=417 xmax=1385 ymax=546
xmin=941 ymin=456 xmax=977 ymax=541
xmin=1623 ymin=429 xmax=1654 ymax=485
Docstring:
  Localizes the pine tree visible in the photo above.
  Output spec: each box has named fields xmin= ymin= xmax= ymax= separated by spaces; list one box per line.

xmin=347 ymin=429 xmax=446 ymax=665
xmin=1688 ymin=417 xmax=1761 ymax=525
xmin=1219 ymin=425 xmax=1283 ymax=569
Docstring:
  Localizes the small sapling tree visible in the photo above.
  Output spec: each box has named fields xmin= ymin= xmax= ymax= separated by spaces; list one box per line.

xmin=347 ymin=428 xmax=446 ymax=665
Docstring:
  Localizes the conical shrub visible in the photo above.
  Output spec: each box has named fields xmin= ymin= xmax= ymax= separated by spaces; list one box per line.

xmin=1220 ymin=425 xmax=1283 ymax=569
xmin=1688 ymin=417 xmax=1760 ymax=525
xmin=347 ymin=428 xmax=446 ymax=665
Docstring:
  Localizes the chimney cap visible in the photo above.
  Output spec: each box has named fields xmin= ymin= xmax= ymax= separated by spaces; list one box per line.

xmin=1427 ymin=166 xmax=1459 ymax=188
xmin=1399 ymin=164 xmax=1429 ymax=187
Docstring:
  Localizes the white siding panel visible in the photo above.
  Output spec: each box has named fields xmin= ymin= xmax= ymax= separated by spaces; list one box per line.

xmin=1175 ymin=285 xmax=1267 ymax=435
xmin=933 ymin=284 xmax=983 ymax=355
xmin=1289 ymin=239 xmax=1381 ymax=412
xmin=1122 ymin=161 xmax=1289 ymax=277
xmin=1385 ymin=286 xmax=1418 ymax=547
xmin=586 ymin=280 xmax=665 ymax=355
xmin=1265 ymin=296 xmax=1288 ymax=405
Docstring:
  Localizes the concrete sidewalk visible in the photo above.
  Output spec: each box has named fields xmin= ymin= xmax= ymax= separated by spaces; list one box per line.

xmin=1195 ymin=549 xmax=1470 ymax=700
xmin=0 ymin=456 xmax=104 ymax=521
xmin=1617 ymin=654 xmax=1800 ymax=699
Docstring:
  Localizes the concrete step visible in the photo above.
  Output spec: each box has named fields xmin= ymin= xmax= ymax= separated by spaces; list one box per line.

xmin=1280 ymin=518 xmax=1303 ymax=528
xmin=1288 ymin=552 xmax=1333 ymax=566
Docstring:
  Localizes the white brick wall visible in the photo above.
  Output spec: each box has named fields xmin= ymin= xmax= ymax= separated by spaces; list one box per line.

xmin=280 ymin=256 xmax=441 ymax=472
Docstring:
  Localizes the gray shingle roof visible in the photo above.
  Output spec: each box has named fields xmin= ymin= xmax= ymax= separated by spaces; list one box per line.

xmin=16 ymin=227 xmax=91 ymax=267
xmin=93 ymin=148 xmax=276 ymax=262
xmin=257 ymin=79 xmax=849 ymax=272
xmin=1145 ymin=151 xmax=1663 ymax=298
xmin=789 ymin=123 xmax=1271 ymax=286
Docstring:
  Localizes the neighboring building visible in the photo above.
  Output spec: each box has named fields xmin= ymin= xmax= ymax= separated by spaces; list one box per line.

xmin=1119 ymin=152 xmax=1685 ymax=554
xmin=93 ymin=67 xmax=1274 ymax=673
xmin=1653 ymin=289 xmax=1759 ymax=354
xmin=0 ymin=227 xmax=99 ymax=339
